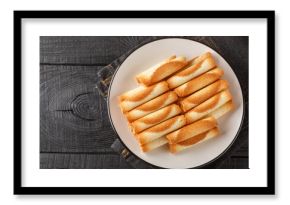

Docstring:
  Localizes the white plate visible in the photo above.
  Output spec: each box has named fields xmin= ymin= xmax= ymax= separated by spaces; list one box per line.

xmin=108 ymin=38 xmax=244 ymax=169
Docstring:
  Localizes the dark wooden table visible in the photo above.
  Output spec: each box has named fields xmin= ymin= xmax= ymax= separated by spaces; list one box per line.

xmin=40 ymin=36 xmax=248 ymax=169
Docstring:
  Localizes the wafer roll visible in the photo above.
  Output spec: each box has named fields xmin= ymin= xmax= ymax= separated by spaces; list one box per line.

xmin=136 ymin=56 xmax=188 ymax=86
xmin=174 ymin=68 xmax=224 ymax=97
xmin=140 ymin=136 xmax=168 ymax=152
xmin=185 ymin=89 xmax=232 ymax=124
xmin=167 ymin=53 xmax=216 ymax=89
xmin=137 ymin=115 xmax=186 ymax=145
xmin=125 ymin=91 xmax=178 ymax=122
xmin=180 ymin=80 xmax=229 ymax=112
xmin=207 ymin=100 xmax=235 ymax=119
xmin=192 ymin=52 xmax=212 ymax=64
xmin=166 ymin=116 xmax=217 ymax=144
xmin=119 ymin=81 xmax=169 ymax=112
xmin=169 ymin=127 xmax=219 ymax=153
xmin=131 ymin=104 xmax=182 ymax=134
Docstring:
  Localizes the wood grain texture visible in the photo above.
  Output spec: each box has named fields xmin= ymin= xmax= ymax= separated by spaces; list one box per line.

xmin=40 ymin=65 xmax=117 ymax=153
xmin=40 ymin=36 xmax=148 ymax=65
xmin=40 ymin=153 xmax=132 ymax=169
xmin=40 ymin=36 xmax=248 ymax=169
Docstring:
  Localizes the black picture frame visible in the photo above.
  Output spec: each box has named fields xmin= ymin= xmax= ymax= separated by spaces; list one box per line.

xmin=14 ymin=10 xmax=275 ymax=195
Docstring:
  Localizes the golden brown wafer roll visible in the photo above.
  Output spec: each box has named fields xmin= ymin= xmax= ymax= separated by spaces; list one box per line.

xmin=140 ymin=136 xmax=168 ymax=152
xmin=130 ymin=104 xmax=182 ymax=134
xmin=169 ymin=127 xmax=219 ymax=153
xmin=125 ymin=91 xmax=178 ymax=122
xmin=174 ymin=68 xmax=224 ymax=97
xmin=207 ymin=100 xmax=235 ymax=119
xmin=167 ymin=53 xmax=216 ymax=89
xmin=136 ymin=56 xmax=188 ymax=86
xmin=180 ymin=80 xmax=229 ymax=112
xmin=119 ymin=81 xmax=169 ymax=112
xmin=185 ymin=89 xmax=232 ymax=124
xmin=137 ymin=115 xmax=186 ymax=145
xmin=192 ymin=52 xmax=212 ymax=64
xmin=166 ymin=116 xmax=217 ymax=144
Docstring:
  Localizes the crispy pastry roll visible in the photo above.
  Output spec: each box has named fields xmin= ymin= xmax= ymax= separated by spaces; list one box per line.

xmin=137 ymin=115 xmax=186 ymax=145
xmin=192 ymin=52 xmax=212 ymax=64
xmin=119 ymin=81 xmax=169 ymax=113
xmin=207 ymin=100 xmax=235 ymax=119
xmin=169 ymin=127 xmax=219 ymax=153
xmin=180 ymin=80 xmax=229 ymax=112
xmin=167 ymin=52 xmax=216 ymax=89
xmin=140 ymin=136 xmax=168 ymax=152
xmin=125 ymin=91 xmax=178 ymax=122
xmin=130 ymin=104 xmax=182 ymax=134
xmin=166 ymin=116 xmax=217 ymax=144
xmin=136 ymin=56 xmax=188 ymax=86
xmin=185 ymin=89 xmax=232 ymax=124
xmin=174 ymin=68 xmax=224 ymax=97
xmin=169 ymin=101 xmax=234 ymax=153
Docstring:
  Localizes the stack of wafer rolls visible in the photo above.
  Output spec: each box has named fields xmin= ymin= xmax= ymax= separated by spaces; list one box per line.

xmin=119 ymin=81 xmax=169 ymax=113
xmin=118 ymin=52 xmax=235 ymax=153
xmin=125 ymin=91 xmax=178 ymax=122
xmin=137 ymin=115 xmax=187 ymax=152
xmin=167 ymin=117 xmax=217 ymax=144
xmin=207 ymin=101 xmax=235 ymax=119
xmin=185 ymin=89 xmax=232 ymax=124
xmin=169 ymin=128 xmax=219 ymax=153
xmin=131 ymin=104 xmax=182 ymax=134
xmin=140 ymin=136 xmax=169 ymax=152
xmin=138 ymin=115 xmax=186 ymax=145
xmin=179 ymin=80 xmax=228 ymax=112
xmin=167 ymin=101 xmax=234 ymax=153
xmin=167 ymin=52 xmax=216 ymax=89
xmin=174 ymin=68 xmax=224 ymax=97
xmin=136 ymin=56 xmax=188 ymax=86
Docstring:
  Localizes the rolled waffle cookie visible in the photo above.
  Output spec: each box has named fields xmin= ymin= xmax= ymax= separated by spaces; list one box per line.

xmin=185 ymin=89 xmax=232 ymax=124
xmin=207 ymin=100 xmax=235 ymax=119
xmin=130 ymin=104 xmax=182 ymax=134
xmin=136 ymin=56 xmax=188 ymax=86
xmin=137 ymin=115 xmax=186 ymax=145
xmin=169 ymin=127 xmax=219 ymax=153
xmin=140 ymin=136 xmax=168 ymax=152
xmin=119 ymin=81 xmax=169 ymax=113
xmin=125 ymin=91 xmax=178 ymax=122
xmin=174 ymin=68 xmax=224 ymax=97
xmin=169 ymin=101 xmax=234 ymax=153
xmin=180 ymin=80 xmax=229 ymax=112
xmin=192 ymin=52 xmax=212 ymax=64
xmin=167 ymin=52 xmax=216 ymax=89
xmin=166 ymin=116 xmax=217 ymax=144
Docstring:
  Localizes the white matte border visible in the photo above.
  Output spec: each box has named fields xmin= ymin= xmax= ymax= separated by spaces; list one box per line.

xmin=22 ymin=18 xmax=267 ymax=187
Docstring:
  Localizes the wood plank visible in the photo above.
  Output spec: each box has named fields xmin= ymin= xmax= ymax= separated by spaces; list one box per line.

xmin=211 ymin=36 xmax=249 ymax=104
xmin=40 ymin=65 xmax=118 ymax=153
xmin=218 ymin=157 xmax=248 ymax=169
xmin=40 ymin=152 xmax=247 ymax=169
xmin=40 ymin=153 xmax=132 ymax=169
xmin=40 ymin=36 xmax=148 ymax=65
xmin=39 ymin=36 xmax=249 ymax=168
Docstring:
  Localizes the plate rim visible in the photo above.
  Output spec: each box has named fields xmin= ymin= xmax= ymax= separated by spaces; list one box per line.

xmin=107 ymin=37 xmax=246 ymax=169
